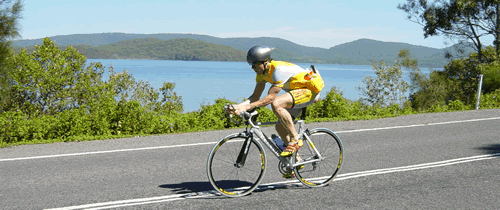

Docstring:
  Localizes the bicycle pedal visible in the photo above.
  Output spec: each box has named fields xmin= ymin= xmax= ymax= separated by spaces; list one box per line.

xmin=282 ymin=172 xmax=296 ymax=179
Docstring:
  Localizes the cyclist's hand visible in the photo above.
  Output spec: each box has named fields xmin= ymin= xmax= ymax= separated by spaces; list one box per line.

xmin=229 ymin=104 xmax=247 ymax=116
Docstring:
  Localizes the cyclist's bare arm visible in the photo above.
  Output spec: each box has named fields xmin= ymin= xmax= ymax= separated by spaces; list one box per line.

xmin=232 ymin=83 xmax=281 ymax=114
xmin=246 ymin=85 xmax=281 ymax=110
xmin=231 ymin=82 xmax=265 ymax=114
xmin=245 ymin=81 xmax=266 ymax=104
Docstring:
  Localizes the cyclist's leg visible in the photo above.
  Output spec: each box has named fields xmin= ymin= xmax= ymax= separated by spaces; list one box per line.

xmin=285 ymin=91 xmax=322 ymax=179
xmin=275 ymin=123 xmax=290 ymax=145
xmin=271 ymin=93 xmax=297 ymax=142
xmin=275 ymin=108 xmax=301 ymax=145
xmin=274 ymin=103 xmax=309 ymax=178
xmin=273 ymin=89 xmax=317 ymax=156
xmin=272 ymin=94 xmax=302 ymax=157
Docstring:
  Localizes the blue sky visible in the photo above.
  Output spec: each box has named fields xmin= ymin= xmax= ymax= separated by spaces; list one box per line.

xmin=18 ymin=0 xmax=462 ymax=49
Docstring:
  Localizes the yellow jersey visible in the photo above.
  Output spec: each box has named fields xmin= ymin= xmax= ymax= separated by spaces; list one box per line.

xmin=255 ymin=60 xmax=324 ymax=93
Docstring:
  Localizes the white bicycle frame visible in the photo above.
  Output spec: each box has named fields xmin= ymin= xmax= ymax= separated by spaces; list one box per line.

xmin=228 ymin=108 xmax=324 ymax=171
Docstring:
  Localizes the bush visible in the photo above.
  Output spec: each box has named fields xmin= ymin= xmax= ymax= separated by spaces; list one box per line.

xmin=410 ymin=46 xmax=500 ymax=110
xmin=308 ymin=87 xmax=358 ymax=119
xmin=447 ymin=99 xmax=470 ymax=111
xmin=409 ymin=70 xmax=450 ymax=111
xmin=480 ymin=89 xmax=500 ymax=109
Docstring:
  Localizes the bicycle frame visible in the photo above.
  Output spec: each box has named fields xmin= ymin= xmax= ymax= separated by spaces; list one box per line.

xmin=234 ymin=111 xmax=324 ymax=171
xmin=208 ymin=103 xmax=344 ymax=197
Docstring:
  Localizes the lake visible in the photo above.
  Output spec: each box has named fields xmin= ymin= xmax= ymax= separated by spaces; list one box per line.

xmin=88 ymin=59 xmax=434 ymax=113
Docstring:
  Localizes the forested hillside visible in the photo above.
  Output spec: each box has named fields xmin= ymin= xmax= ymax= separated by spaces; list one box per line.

xmin=15 ymin=38 xmax=247 ymax=61
xmin=13 ymin=32 xmax=476 ymax=67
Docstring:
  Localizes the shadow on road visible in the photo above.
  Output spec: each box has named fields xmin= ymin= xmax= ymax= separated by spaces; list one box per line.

xmin=159 ymin=181 xmax=214 ymax=194
xmin=159 ymin=180 xmax=302 ymax=196
xmin=475 ymin=144 xmax=500 ymax=155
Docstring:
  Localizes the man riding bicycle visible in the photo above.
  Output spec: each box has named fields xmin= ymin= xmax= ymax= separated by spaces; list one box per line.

xmin=230 ymin=46 xmax=325 ymax=177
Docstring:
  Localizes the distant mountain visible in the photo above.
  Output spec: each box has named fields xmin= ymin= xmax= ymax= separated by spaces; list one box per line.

xmin=90 ymin=38 xmax=246 ymax=61
xmin=13 ymin=33 xmax=221 ymax=47
xmin=12 ymin=33 xmax=325 ymax=58
xmin=14 ymin=38 xmax=246 ymax=61
xmin=313 ymin=39 xmax=447 ymax=67
xmin=12 ymin=33 xmax=477 ymax=67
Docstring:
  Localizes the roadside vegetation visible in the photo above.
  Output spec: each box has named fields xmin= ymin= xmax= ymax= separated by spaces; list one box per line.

xmin=1 ymin=38 xmax=499 ymax=148
xmin=1 ymin=1 xmax=499 ymax=147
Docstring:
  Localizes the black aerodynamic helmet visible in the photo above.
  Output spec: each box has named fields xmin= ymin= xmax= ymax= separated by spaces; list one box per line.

xmin=246 ymin=45 xmax=273 ymax=65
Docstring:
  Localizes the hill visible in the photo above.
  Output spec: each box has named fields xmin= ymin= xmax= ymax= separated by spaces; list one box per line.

xmin=12 ymin=33 xmax=324 ymax=58
xmin=14 ymin=38 xmax=247 ymax=62
xmin=317 ymin=39 xmax=451 ymax=66
xmin=12 ymin=33 xmax=477 ymax=67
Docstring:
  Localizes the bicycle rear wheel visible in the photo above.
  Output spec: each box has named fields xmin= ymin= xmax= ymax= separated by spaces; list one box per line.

xmin=294 ymin=128 xmax=343 ymax=187
xmin=207 ymin=134 xmax=266 ymax=197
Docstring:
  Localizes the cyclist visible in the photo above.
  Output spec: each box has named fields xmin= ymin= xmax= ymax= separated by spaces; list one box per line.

xmin=230 ymin=45 xmax=325 ymax=177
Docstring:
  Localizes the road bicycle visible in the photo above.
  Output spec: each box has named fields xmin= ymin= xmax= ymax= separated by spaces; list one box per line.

xmin=206 ymin=104 xmax=344 ymax=197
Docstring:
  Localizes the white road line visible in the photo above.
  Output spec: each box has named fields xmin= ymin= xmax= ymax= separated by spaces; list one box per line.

xmin=0 ymin=142 xmax=216 ymax=162
xmin=84 ymin=194 xmax=215 ymax=210
xmin=46 ymin=153 xmax=499 ymax=210
xmin=2 ymin=116 xmax=500 ymax=162
xmin=335 ymin=117 xmax=500 ymax=134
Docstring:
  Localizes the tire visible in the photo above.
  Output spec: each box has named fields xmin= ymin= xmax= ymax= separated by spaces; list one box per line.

xmin=206 ymin=134 xmax=266 ymax=197
xmin=294 ymin=128 xmax=343 ymax=187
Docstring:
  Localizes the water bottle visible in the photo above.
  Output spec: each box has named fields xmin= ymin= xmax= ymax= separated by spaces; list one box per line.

xmin=271 ymin=134 xmax=287 ymax=151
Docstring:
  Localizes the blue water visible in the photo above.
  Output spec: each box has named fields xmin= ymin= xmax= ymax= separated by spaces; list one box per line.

xmin=88 ymin=59 xmax=434 ymax=113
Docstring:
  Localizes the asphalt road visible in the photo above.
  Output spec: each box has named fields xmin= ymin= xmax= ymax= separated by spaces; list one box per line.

xmin=1 ymin=109 xmax=499 ymax=209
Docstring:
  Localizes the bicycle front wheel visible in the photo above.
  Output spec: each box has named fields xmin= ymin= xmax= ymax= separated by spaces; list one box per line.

xmin=295 ymin=128 xmax=343 ymax=187
xmin=207 ymin=134 xmax=266 ymax=197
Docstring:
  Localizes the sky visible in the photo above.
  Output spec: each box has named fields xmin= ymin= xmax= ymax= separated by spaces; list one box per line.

xmin=16 ymin=0 xmax=471 ymax=49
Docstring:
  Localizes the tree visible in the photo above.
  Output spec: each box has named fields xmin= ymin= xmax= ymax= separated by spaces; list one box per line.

xmin=3 ymin=38 xmax=185 ymax=117
xmin=0 ymin=0 xmax=22 ymax=110
xmin=357 ymin=50 xmax=410 ymax=107
xmin=0 ymin=0 xmax=22 ymax=63
xmin=409 ymin=46 xmax=500 ymax=110
xmin=480 ymin=50 xmax=500 ymax=93
xmin=409 ymin=69 xmax=452 ymax=110
xmin=398 ymin=0 xmax=500 ymax=62
xmin=3 ymin=38 xmax=111 ymax=116
xmin=157 ymin=82 xmax=183 ymax=114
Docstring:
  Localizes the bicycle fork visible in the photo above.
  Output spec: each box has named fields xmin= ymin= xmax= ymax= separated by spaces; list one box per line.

xmin=234 ymin=132 xmax=252 ymax=168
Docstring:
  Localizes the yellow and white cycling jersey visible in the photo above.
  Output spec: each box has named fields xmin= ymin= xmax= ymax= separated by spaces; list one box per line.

xmin=255 ymin=60 xmax=324 ymax=93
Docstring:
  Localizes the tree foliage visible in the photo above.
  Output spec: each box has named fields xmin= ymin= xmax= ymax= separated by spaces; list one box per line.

xmin=3 ymin=38 xmax=109 ymax=116
xmin=0 ymin=38 xmax=188 ymax=145
xmin=157 ymin=82 xmax=183 ymax=114
xmin=0 ymin=0 xmax=22 ymax=57
xmin=409 ymin=69 xmax=452 ymax=110
xmin=410 ymin=46 xmax=500 ymax=110
xmin=357 ymin=50 xmax=410 ymax=107
xmin=398 ymin=0 xmax=500 ymax=61
xmin=2 ymin=37 xmax=185 ymax=115
xmin=478 ymin=46 xmax=500 ymax=92
xmin=0 ymin=0 xmax=22 ymax=110
xmin=0 ymin=0 xmax=21 ymax=56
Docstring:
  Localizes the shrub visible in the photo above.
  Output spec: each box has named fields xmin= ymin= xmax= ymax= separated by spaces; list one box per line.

xmin=447 ymin=99 xmax=471 ymax=111
xmin=308 ymin=87 xmax=356 ymax=119
xmin=480 ymin=89 xmax=500 ymax=109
